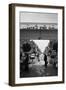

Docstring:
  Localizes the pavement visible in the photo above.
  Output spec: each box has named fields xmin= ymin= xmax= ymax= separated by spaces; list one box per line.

xmin=20 ymin=57 xmax=58 ymax=78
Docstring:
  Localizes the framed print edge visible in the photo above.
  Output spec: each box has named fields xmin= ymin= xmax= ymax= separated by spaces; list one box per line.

xmin=62 ymin=7 xmax=65 ymax=84
xmin=9 ymin=3 xmax=64 ymax=86
xmin=9 ymin=4 xmax=15 ymax=86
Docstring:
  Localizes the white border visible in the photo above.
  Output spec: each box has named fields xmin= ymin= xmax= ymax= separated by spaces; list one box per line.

xmin=15 ymin=6 xmax=62 ymax=84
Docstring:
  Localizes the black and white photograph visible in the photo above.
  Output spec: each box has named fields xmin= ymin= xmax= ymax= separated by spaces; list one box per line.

xmin=9 ymin=4 xmax=64 ymax=86
xmin=20 ymin=12 xmax=58 ymax=78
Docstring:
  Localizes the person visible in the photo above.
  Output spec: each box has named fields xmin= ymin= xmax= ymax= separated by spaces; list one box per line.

xmin=37 ymin=53 xmax=40 ymax=62
xmin=24 ymin=53 xmax=29 ymax=71
xmin=44 ymin=54 xmax=47 ymax=68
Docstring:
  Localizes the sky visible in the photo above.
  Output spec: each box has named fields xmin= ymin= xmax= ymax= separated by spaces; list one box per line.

xmin=33 ymin=40 xmax=49 ymax=53
xmin=20 ymin=12 xmax=58 ymax=24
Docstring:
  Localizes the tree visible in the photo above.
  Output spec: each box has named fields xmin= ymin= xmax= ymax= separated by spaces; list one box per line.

xmin=22 ymin=43 xmax=31 ymax=52
xmin=53 ymin=42 xmax=58 ymax=53
xmin=22 ymin=42 xmax=31 ymax=71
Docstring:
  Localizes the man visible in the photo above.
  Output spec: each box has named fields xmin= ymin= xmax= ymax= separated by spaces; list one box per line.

xmin=44 ymin=54 xmax=47 ymax=68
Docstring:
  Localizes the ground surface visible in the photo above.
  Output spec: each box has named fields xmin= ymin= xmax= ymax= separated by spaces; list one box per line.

xmin=20 ymin=57 xmax=58 ymax=78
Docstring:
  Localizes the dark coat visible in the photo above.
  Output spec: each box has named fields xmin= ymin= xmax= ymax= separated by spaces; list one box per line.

xmin=44 ymin=54 xmax=47 ymax=62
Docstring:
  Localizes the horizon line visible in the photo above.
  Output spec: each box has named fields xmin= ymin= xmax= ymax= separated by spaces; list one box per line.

xmin=20 ymin=22 xmax=58 ymax=25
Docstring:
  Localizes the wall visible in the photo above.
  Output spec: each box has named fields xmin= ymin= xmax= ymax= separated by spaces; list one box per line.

xmin=0 ymin=0 xmax=66 ymax=90
xmin=20 ymin=30 xmax=57 ymax=40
